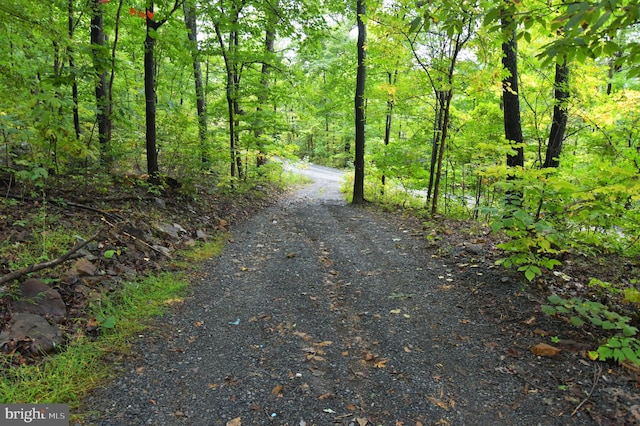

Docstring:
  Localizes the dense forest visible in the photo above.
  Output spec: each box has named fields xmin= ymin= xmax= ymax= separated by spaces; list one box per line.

xmin=1 ymin=1 xmax=639 ymax=332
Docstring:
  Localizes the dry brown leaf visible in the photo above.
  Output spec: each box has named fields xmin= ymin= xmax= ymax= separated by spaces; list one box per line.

xmin=373 ymin=359 xmax=389 ymax=368
xmin=531 ymin=343 xmax=561 ymax=357
xmin=226 ymin=417 xmax=241 ymax=426
xmin=315 ymin=340 xmax=333 ymax=347
xmin=194 ymin=321 xmax=203 ymax=327
xmin=271 ymin=384 xmax=283 ymax=396
xmin=317 ymin=392 xmax=334 ymax=400
xmin=356 ymin=418 xmax=368 ymax=426
xmin=207 ymin=383 xmax=218 ymax=389
xmin=428 ymin=396 xmax=452 ymax=411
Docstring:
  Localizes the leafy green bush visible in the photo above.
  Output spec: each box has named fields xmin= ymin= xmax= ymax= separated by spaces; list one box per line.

xmin=542 ymin=294 xmax=640 ymax=366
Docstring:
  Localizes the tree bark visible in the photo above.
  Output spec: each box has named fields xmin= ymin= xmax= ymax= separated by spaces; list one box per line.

xmin=68 ymin=0 xmax=80 ymax=140
xmin=255 ymin=4 xmax=277 ymax=168
xmin=381 ymin=70 xmax=397 ymax=193
xmin=144 ymin=6 xmax=160 ymax=183
xmin=184 ymin=0 xmax=208 ymax=164
xmin=501 ymin=18 xmax=524 ymax=171
xmin=543 ymin=57 xmax=569 ymax=168
xmin=352 ymin=0 xmax=367 ymax=204
xmin=91 ymin=0 xmax=110 ymax=158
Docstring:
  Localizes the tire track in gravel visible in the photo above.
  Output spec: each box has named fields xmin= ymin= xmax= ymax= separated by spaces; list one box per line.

xmin=82 ymin=164 xmax=596 ymax=426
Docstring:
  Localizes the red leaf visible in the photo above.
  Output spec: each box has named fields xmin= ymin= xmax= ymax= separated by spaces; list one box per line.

xmin=129 ymin=7 xmax=137 ymax=15
xmin=138 ymin=10 xmax=146 ymax=18
xmin=99 ymin=0 xmax=111 ymax=4
xmin=146 ymin=10 xmax=154 ymax=20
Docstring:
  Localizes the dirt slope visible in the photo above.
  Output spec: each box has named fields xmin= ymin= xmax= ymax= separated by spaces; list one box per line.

xmin=81 ymin=165 xmax=637 ymax=426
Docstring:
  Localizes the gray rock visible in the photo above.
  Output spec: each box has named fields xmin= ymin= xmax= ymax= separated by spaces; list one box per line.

xmin=0 ymin=313 xmax=62 ymax=354
xmin=11 ymin=279 xmax=67 ymax=323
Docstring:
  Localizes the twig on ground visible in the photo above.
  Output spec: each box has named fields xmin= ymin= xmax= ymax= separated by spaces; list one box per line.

xmin=102 ymin=217 xmax=172 ymax=258
xmin=0 ymin=232 xmax=100 ymax=288
xmin=571 ymin=364 xmax=602 ymax=416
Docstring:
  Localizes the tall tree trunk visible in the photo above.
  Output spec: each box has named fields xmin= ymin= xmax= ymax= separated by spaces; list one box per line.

xmin=431 ymin=90 xmax=453 ymax=215
xmin=426 ymin=92 xmax=445 ymax=204
xmin=255 ymin=5 xmax=277 ymax=167
xmin=68 ymin=0 xmax=80 ymax=140
xmin=91 ymin=0 xmax=109 ymax=158
xmin=352 ymin=0 xmax=367 ymax=204
xmin=144 ymin=5 xmax=160 ymax=184
xmin=543 ymin=56 xmax=569 ymax=168
xmin=214 ymin=7 xmax=243 ymax=179
xmin=501 ymin=10 xmax=524 ymax=209
xmin=501 ymin=16 xmax=524 ymax=171
xmin=381 ymin=70 xmax=397 ymax=194
xmin=184 ymin=0 xmax=208 ymax=164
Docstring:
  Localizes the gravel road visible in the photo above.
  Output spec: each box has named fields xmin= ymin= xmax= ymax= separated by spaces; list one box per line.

xmin=81 ymin=164 xmax=607 ymax=426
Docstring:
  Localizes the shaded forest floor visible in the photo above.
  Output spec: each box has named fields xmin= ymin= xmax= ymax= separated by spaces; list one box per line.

xmin=1 ymin=169 xmax=639 ymax=425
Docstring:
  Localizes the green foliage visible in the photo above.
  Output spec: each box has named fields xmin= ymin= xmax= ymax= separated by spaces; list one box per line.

xmin=542 ymin=293 xmax=640 ymax=366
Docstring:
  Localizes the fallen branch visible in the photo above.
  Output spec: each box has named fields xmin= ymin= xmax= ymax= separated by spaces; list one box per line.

xmin=102 ymin=218 xmax=172 ymax=259
xmin=0 ymin=233 xmax=100 ymax=289
xmin=571 ymin=364 xmax=602 ymax=416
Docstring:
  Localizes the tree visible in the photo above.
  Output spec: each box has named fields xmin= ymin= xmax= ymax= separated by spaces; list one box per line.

xmin=353 ymin=0 xmax=367 ymax=204
xmin=142 ymin=0 xmax=183 ymax=184
xmin=183 ymin=0 xmax=208 ymax=164
xmin=542 ymin=56 xmax=569 ymax=168
xmin=91 ymin=0 xmax=110 ymax=158
xmin=500 ymin=8 xmax=524 ymax=175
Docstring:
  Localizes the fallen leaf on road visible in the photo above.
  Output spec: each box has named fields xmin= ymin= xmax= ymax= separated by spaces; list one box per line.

xmin=356 ymin=418 xmax=369 ymax=426
xmin=323 ymin=408 xmax=336 ymax=414
xmin=427 ymin=396 xmax=454 ymax=411
xmin=226 ymin=417 xmax=241 ymax=426
xmin=531 ymin=343 xmax=561 ymax=357
xmin=390 ymin=309 xmax=401 ymax=314
xmin=271 ymin=385 xmax=283 ymax=396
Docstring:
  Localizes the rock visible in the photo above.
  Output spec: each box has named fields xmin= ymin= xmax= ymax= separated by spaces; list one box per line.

xmin=196 ymin=229 xmax=209 ymax=241
xmin=531 ymin=343 xmax=561 ymax=357
xmin=154 ymin=197 xmax=166 ymax=209
xmin=73 ymin=258 xmax=97 ymax=276
xmin=154 ymin=222 xmax=180 ymax=239
xmin=0 ymin=313 xmax=62 ymax=355
xmin=11 ymin=279 xmax=67 ymax=323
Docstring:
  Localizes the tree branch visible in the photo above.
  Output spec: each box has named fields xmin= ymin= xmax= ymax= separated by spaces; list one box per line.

xmin=0 ymin=233 xmax=100 ymax=289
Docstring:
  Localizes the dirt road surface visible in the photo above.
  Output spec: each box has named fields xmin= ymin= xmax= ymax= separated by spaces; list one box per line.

xmin=81 ymin=165 xmax=634 ymax=425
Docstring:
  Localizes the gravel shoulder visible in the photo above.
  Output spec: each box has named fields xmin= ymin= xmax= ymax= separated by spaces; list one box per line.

xmin=81 ymin=165 xmax=638 ymax=426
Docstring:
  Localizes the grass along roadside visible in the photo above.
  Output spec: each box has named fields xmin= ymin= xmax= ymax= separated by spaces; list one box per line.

xmin=0 ymin=271 xmax=191 ymax=416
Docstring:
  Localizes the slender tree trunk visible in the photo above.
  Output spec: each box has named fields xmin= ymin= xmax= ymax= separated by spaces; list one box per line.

xmin=68 ymin=0 xmax=80 ymax=140
xmin=352 ymin=0 xmax=367 ymax=204
xmin=144 ymin=6 xmax=160 ymax=183
xmin=543 ymin=56 xmax=569 ymax=168
xmin=184 ymin=0 xmax=208 ymax=164
xmin=431 ymin=90 xmax=452 ymax=215
xmin=91 ymin=0 xmax=110 ymax=158
xmin=426 ymin=92 xmax=445 ymax=204
xmin=501 ymin=17 xmax=524 ymax=172
xmin=381 ymin=70 xmax=397 ymax=194
xmin=255 ymin=5 xmax=277 ymax=167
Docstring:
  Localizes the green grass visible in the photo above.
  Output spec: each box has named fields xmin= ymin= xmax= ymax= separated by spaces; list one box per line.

xmin=0 ymin=272 xmax=189 ymax=413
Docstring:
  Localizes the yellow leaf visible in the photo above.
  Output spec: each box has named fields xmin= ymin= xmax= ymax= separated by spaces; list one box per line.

xmin=390 ymin=309 xmax=401 ymax=314
xmin=226 ymin=418 xmax=241 ymax=426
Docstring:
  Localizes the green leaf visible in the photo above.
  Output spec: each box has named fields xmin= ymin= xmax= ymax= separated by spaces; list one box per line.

xmin=541 ymin=305 xmax=557 ymax=316
xmin=547 ymin=294 xmax=564 ymax=305
xmin=622 ymin=324 xmax=638 ymax=337
xmin=409 ymin=16 xmax=422 ymax=33
xmin=570 ymin=316 xmax=585 ymax=327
